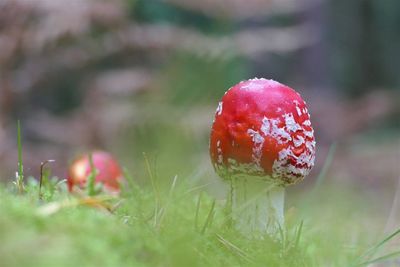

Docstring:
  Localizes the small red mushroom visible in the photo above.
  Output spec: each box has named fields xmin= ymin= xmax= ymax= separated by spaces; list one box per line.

xmin=210 ymin=78 xmax=316 ymax=235
xmin=67 ymin=151 xmax=124 ymax=194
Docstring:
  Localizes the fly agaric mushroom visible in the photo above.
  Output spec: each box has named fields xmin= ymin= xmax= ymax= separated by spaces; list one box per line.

xmin=210 ymin=78 xmax=315 ymax=236
xmin=67 ymin=151 xmax=124 ymax=194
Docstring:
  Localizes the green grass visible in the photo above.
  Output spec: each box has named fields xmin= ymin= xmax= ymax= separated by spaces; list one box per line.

xmin=1 ymin=172 xmax=400 ymax=267
xmin=15 ymin=120 xmax=24 ymax=194
xmin=3 ymin=116 xmax=400 ymax=267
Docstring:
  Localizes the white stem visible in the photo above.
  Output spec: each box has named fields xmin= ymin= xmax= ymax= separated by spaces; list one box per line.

xmin=228 ymin=177 xmax=284 ymax=237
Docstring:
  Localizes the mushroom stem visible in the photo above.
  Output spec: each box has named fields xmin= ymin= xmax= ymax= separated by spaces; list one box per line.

xmin=229 ymin=177 xmax=284 ymax=237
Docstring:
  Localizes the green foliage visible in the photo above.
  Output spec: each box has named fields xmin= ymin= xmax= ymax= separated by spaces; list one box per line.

xmin=87 ymin=153 xmax=100 ymax=197
xmin=1 ymin=174 xmax=399 ymax=267
xmin=130 ymin=0 xmax=230 ymax=34
xmin=159 ymin=53 xmax=248 ymax=106
xmin=15 ymin=120 xmax=24 ymax=194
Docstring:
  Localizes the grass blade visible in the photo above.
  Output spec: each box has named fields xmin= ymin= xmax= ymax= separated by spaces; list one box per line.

xmin=385 ymin=175 xmax=400 ymax=232
xmin=201 ymin=199 xmax=216 ymax=235
xmin=300 ymin=142 xmax=337 ymax=208
xmin=16 ymin=120 xmax=24 ymax=194
xmin=122 ymin=167 xmax=141 ymax=196
xmin=184 ymin=182 xmax=217 ymax=196
xmin=143 ymin=153 xmax=161 ymax=227
xmin=39 ymin=159 xmax=55 ymax=200
xmin=195 ymin=192 xmax=202 ymax=231
xmin=155 ymin=175 xmax=179 ymax=230
xmin=357 ymin=227 xmax=400 ymax=262
xmin=216 ymin=234 xmax=254 ymax=263
xmin=168 ymin=175 xmax=178 ymax=198
xmin=87 ymin=153 xmax=97 ymax=196
xmin=294 ymin=220 xmax=304 ymax=249
xmin=143 ymin=152 xmax=160 ymax=200
xmin=312 ymin=142 xmax=337 ymax=194
xmin=356 ymin=250 xmax=400 ymax=266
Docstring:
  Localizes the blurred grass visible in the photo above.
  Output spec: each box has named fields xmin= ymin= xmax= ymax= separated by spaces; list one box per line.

xmin=157 ymin=53 xmax=248 ymax=105
xmin=1 ymin=172 xmax=398 ymax=267
xmin=117 ymin=52 xmax=248 ymax=184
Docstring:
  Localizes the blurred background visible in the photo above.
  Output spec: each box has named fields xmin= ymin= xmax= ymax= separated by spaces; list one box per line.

xmin=0 ymin=0 xmax=399 ymax=196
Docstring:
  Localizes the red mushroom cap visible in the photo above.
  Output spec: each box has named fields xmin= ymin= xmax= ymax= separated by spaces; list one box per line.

xmin=210 ymin=78 xmax=316 ymax=185
xmin=67 ymin=151 xmax=123 ymax=193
